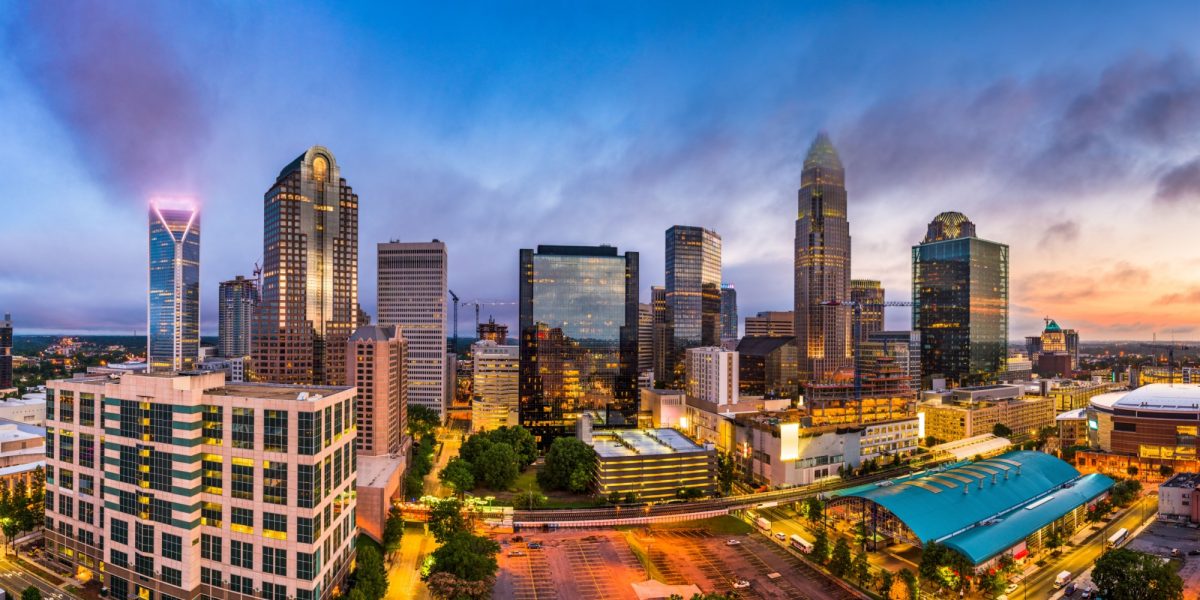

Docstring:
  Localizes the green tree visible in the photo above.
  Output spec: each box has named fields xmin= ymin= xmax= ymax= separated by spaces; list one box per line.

xmin=829 ymin=537 xmax=852 ymax=577
xmin=1110 ymin=479 xmax=1143 ymax=507
xmin=429 ymin=498 xmax=470 ymax=543
xmin=898 ymin=568 xmax=918 ymax=600
xmin=476 ymin=442 xmax=520 ymax=489
xmin=354 ymin=542 xmax=389 ymax=600
xmin=458 ymin=432 xmax=494 ymax=466
xmin=878 ymin=570 xmax=895 ymax=597
xmin=538 ymin=437 xmax=597 ymax=493
xmin=992 ymin=423 xmax=1013 ymax=438
xmin=513 ymin=489 xmax=547 ymax=509
xmin=427 ymin=532 xmax=500 ymax=582
xmin=425 ymin=572 xmax=493 ymax=600
xmin=1046 ymin=527 xmax=1064 ymax=553
xmin=22 ymin=587 xmax=41 ymax=600
xmin=491 ymin=426 xmax=538 ymax=468
xmin=439 ymin=458 xmax=476 ymax=496
xmin=1093 ymin=548 xmax=1184 ymax=600
xmin=1088 ymin=499 xmax=1112 ymax=523
xmin=851 ymin=547 xmax=872 ymax=587
xmin=804 ymin=497 xmax=825 ymax=528
xmin=716 ymin=452 xmax=737 ymax=495
xmin=925 ymin=435 xmax=942 ymax=447
xmin=383 ymin=506 xmax=405 ymax=562
xmin=1127 ymin=465 xmax=1139 ymax=478
xmin=854 ymin=521 xmax=868 ymax=548
xmin=1159 ymin=464 xmax=1174 ymax=478
xmin=408 ymin=405 xmax=441 ymax=440
xmin=811 ymin=527 xmax=830 ymax=565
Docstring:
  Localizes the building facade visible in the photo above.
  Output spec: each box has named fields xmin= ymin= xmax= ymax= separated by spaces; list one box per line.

xmin=377 ymin=241 xmax=449 ymax=419
xmin=920 ymin=390 xmax=1054 ymax=444
xmin=148 ymin=202 xmax=200 ymax=372
xmin=795 ymin=133 xmax=852 ymax=384
xmin=637 ymin=303 xmax=654 ymax=377
xmin=471 ymin=341 xmax=519 ymax=432
xmin=735 ymin=337 xmax=799 ymax=399
xmin=850 ymin=280 xmax=885 ymax=345
xmin=744 ymin=311 xmax=795 ymax=338
xmin=720 ymin=284 xmax=738 ymax=341
xmin=589 ymin=428 xmax=717 ymax=501
xmin=476 ymin=317 xmax=508 ymax=344
xmin=45 ymin=372 xmax=357 ymax=600
xmin=665 ymin=226 xmax=722 ymax=384
xmin=219 ymin=276 xmax=258 ymax=358
xmin=1 ymin=313 xmax=11 ymax=390
xmin=347 ymin=326 xmax=407 ymax=457
xmin=685 ymin=347 xmax=738 ymax=406
xmin=519 ymin=245 xmax=639 ymax=445
xmin=253 ymin=146 xmax=359 ymax=386
xmin=912 ymin=212 xmax=1009 ymax=386
xmin=651 ymin=286 xmax=671 ymax=385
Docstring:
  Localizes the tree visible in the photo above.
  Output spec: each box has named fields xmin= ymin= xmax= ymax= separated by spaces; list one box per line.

xmin=1159 ymin=464 xmax=1174 ymax=478
xmin=898 ymin=568 xmax=918 ymax=600
xmin=804 ymin=497 xmax=824 ymax=528
xmin=1093 ymin=548 xmax=1184 ymax=600
xmin=854 ymin=521 xmax=868 ymax=548
xmin=425 ymin=572 xmax=493 ymax=600
xmin=888 ymin=576 xmax=911 ymax=600
xmin=22 ymin=587 xmax=41 ymax=600
xmin=354 ymin=542 xmax=389 ymax=600
xmin=1127 ymin=465 xmax=1139 ymax=478
xmin=476 ymin=442 xmax=520 ymax=489
xmin=925 ymin=435 xmax=942 ymax=447
xmin=1111 ymin=479 xmax=1143 ymax=507
xmin=878 ymin=570 xmax=895 ymax=597
xmin=851 ymin=547 xmax=872 ymax=587
xmin=1088 ymin=499 xmax=1112 ymax=523
xmin=429 ymin=498 xmax=470 ymax=543
xmin=427 ymin=532 xmax=500 ymax=582
xmin=513 ymin=489 xmax=547 ymax=509
xmin=383 ymin=506 xmax=405 ymax=562
xmin=716 ymin=452 xmax=737 ymax=495
xmin=439 ymin=458 xmax=476 ymax=496
xmin=992 ymin=423 xmax=1013 ymax=438
xmin=829 ymin=538 xmax=852 ymax=577
xmin=491 ymin=426 xmax=538 ymax=468
xmin=539 ymin=437 xmax=597 ymax=493
xmin=811 ymin=527 xmax=830 ymax=565
xmin=408 ymin=405 xmax=440 ymax=440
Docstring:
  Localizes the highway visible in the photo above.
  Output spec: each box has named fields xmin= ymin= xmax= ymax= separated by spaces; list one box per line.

xmin=0 ymin=553 xmax=74 ymax=600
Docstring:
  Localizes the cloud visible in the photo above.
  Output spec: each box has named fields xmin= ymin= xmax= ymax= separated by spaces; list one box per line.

xmin=1156 ymin=158 xmax=1200 ymax=205
xmin=1038 ymin=220 xmax=1079 ymax=250
xmin=7 ymin=1 xmax=212 ymax=200
xmin=1155 ymin=288 xmax=1200 ymax=305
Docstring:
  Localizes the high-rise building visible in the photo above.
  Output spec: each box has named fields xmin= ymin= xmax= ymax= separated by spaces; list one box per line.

xmin=348 ymin=325 xmax=407 ymax=456
xmin=912 ymin=211 xmax=1009 ymax=386
xmin=651 ymin=286 xmax=671 ymax=385
xmin=45 ymin=371 xmax=357 ymax=600
xmin=745 ymin=311 xmax=795 ymax=338
xmin=0 ymin=313 xmax=11 ymax=390
xmin=795 ymin=133 xmax=852 ymax=384
xmin=720 ymin=283 xmax=738 ymax=340
xmin=686 ymin=346 xmax=739 ymax=406
xmin=866 ymin=330 xmax=922 ymax=389
xmin=253 ymin=146 xmax=358 ymax=386
xmin=736 ymin=337 xmax=800 ymax=399
xmin=377 ymin=240 xmax=449 ymax=419
xmin=148 ymin=201 xmax=200 ymax=372
xmin=471 ymin=340 xmax=519 ymax=432
xmin=1026 ymin=318 xmax=1080 ymax=374
xmin=665 ymin=226 xmax=722 ymax=384
xmin=850 ymin=279 xmax=885 ymax=345
xmin=519 ymin=245 xmax=639 ymax=445
xmin=477 ymin=317 xmax=508 ymax=344
xmin=638 ymin=303 xmax=654 ymax=376
xmin=218 ymin=276 xmax=258 ymax=358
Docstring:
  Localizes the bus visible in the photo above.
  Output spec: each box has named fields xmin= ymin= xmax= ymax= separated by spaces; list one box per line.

xmin=755 ymin=517 xmax=771 ymax=531
xmin=790 ymin=534 xmax=814 ymax=554
xmin=1106 ymin=528 xmax=1128 ymax=548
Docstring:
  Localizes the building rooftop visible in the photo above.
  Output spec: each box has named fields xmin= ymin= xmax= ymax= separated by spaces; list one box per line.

xmin=350 ymin=325 xmax=400 ymax=343
xmin=0 ymin=419 xmax=45 ymax=443
xmin=1056 ymin=408 xmax=1087 ymax=421
xmin=591 ymin=428 xmax=708 ymax=458
xmin=1162 ymin=472 xmax=1200 ymax=490
xmin=736 ymin=336 xmax=795 ymax=356
xmin=357 ymin=454 xmax=407 ymax=489
xmin=1107 ymin=384 xmax=1200 ymax=413
xmin=0 ymin=397 xmax=46 ymax=407
xmin=205 ymin=383 xmax=352 ymax=401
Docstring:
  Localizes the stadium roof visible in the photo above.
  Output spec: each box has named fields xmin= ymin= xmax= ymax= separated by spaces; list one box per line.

xmin=837 ymin=451 xmax=1112 ymax=563
xmin=1109 ymin=384 xmax=1200 ymax=413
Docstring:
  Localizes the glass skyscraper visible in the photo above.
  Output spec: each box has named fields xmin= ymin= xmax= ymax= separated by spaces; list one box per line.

xmin=218 ymin=275 xmax=258 ymax=357
xmin=720 ymin=283 xmax=738 ymax=340
xmin=850 ymin=279 xmax=885 ymax=345
xmin=519 ymin=245 xmax=638 ymax=445
xmin=912 ymin=212 xmax=1009 ymax=386
xmin=795 ymin=132 xmax=852 ymax=383
xmin=665 ymin=225 xmax=721 ymax=384
xmin=148 ymin=201 xmax=200 ymax=372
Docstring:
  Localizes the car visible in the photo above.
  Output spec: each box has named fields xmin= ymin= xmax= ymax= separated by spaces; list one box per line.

xmin=725 ymin=539 xmax=742 ymax=546
xmin=774 ymin=532 xmax=787 ymax=540
xmin=733 ymin=580 xmax=751 ymax=589
xmin=527 ymin=542 xmax=542 ymax=549
xmin=1171 ymin=548 xmax=1181 ymax=557
xmin=511 ymin=535 xmax=524 ymax=542
xmin=508 ymin=550 xmax=526 ymax=557
xmin=1188 ymin=549 xmax=1200 ymax=556
xmin=1065 ymin=583 xmax=1077 ymax=596
xmin=1005 ymin=582 xmax=1019 ymax=594
xmin=1081 ymin=589 xmax=1093 ymax=599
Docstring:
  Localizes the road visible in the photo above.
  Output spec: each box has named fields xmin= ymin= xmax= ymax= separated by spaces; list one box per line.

xmin=0 ymin=554 xmax=75 ymax=600
xmin=423 ymin=426 xmax=464 ymax=498
xmin=384 ymin=528 xmax=436 ymax=600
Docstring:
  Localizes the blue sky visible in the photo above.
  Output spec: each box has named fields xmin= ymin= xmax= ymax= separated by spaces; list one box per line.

xmin=4 ymin=2 xmax=1200 ymax=339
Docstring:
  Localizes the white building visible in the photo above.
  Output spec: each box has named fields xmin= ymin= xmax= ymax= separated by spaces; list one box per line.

xmin=0 ymin=396 xmax=46 ymax=425
xmin=377 ymin=240 xmax=449 ymax=419
xmin=471 ymin=341 xmax=518 ymax=432
xmin=686 ymin=346 xmax=738 ymax=406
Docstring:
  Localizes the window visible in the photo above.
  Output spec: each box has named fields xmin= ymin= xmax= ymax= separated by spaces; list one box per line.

xmin=150 ymin=403 xmax=173 ymax=443
xmin=60 ymin=390 xmax=74 ymax=423
xmin=203 ymin=455 xmax=223 ymax=494
xmin=57 ymin=495 xmax=73 ymax=519
xmin=119 ymin=399 xmax=141 ymax=439
xmin=229 ymin=575 xmax=253 ymax=595
xmin=297 ymin=517 xmax=314 ymax=544
xmin=110 ymin=577 xmax=128 ymax=600
xmin=162 ymin=566 xmax=182 ymax=587
xmin=233 ymin=408 xmax=255 ymax=449
xmin=80 ymin=392 xmax=96 ymax=426
xmin=230 ymin=540 xmax=253 ymax=569
xmin=324 ymin=406 xmax=332 ymax=446
xmin=118 ymin=445 xmax=138 ymax=484
xmin=135 ymin=554 xmax=154 ymax=578
xmin=59 ymin=432 xmax=74 ymax=463
xmin=264 ymin=410 xmax=288 ymax=453
xmin=202 ymin=502 xmax=223 ymax=528
xmin=263 ymin=512 xmax=287 ymax=540
xmin=232 ymin=508 xmax=253 ymax=534
xmin=147 ymin=448 xmax=172 ymax=492
xmin=162 ymin=533 xmax=182 ymax=561
xmin=78 ymin=500 xmax=94 ymax=526
xmin=261 ymin=582 xmax=287 ymax=600
xmin=299 ymin=412 xmax=319 ymax=455
xmin=59 ymin=469 xmax=74 ymax=491
xmin=232 ymin=462 xmax=254 ymax=500
xmin=201 ymin=567 xmax=221 ymax=587
xmin=117 ymin=490 xmax=137 ymax=516
xmin=262 ymin=546 xmax=287 ymax=576
xmin=46 ymin=389 xmax=54 ymax=422
xmin=201 ymin=533 xmax=222 ymax=561
xmin=203 ymin=405 xmax=223 ymax=445
xmin=45 ymin=429 xmax=54 ymax=459
xmin=298 ymin=465 xmax=316 ymax=508
xmin=79 ymin=433 xmax=96 ymax=469
xmin=150 ymin=497 xmax=173 ymax=525
xmin=135 ymin=523 xmax=154 ymax=553
xmin=110 ymin=549 xmax=129 ymax=568
xmin=296 ymin=551 xmax=318 ymax=581
xmin=263 ymin=461 xmax=287 ymax=505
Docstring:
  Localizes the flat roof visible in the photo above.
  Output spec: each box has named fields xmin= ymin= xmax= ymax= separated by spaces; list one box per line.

xmin=591 ymin=428 xmax=707 ymax=458
xmin=1056 ymin=408 xmax=1087 ymax=421
xmin=1108 ymin=384 xmax=1200 ymax=413
xmin=357 ymin=455 xmax=407 ymax=488
xmin=206 ymin=383 xmax=351 ymax=401
xmin=1162 ymin=472 xmax=1200 ymax=490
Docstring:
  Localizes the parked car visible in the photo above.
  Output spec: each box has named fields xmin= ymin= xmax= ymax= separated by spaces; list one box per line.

xmin=1065 ymin=583 xmax=1077 ymax=596
xmin=508 ymin=550 xmax=526 ymax=557
xmin=733 ymin=580 xmax=751 ymax=589
xmin=1171 ymin=548 xmax=1181 ymax=557
xmin=527 ymin=542 xmax=542 ymax=549
xmin=1187 ymin=549 xmax=1200 ymax=556
xmin=1005 ymin=582 xmax=1019 ymax=594
xmin=725 ymin=539 xmax=742 ymax=546
xmin=774 ymin=532 xmax=787 ymax=540
xmin=1081 ymin=588 xmax=1093 ymax=599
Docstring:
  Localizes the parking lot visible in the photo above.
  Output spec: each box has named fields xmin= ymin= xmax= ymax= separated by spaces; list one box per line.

xmin=492 ymin=527 xmax=859 ymax=600
xmin=1126 ymin=521 xmax=1200 ymax=599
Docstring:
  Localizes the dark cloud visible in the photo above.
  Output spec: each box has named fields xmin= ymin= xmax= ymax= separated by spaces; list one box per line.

xmin=1156 ymin=158 xmax=1200 ymax=205
xmin=8 ymin=1 xmax=211 ymax=200
xmin=1038 ymin=220 xmax=1079 ymax=250
xmin=1155 ymin=288 xmax=1200 ymax=305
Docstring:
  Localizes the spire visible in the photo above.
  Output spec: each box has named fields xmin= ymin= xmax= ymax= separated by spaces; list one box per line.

xmin=804 ymin=131 xmax=843 ymax=172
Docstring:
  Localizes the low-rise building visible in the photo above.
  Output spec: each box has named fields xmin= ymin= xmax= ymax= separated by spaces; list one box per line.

xmin=920 ymin=386 xmax=1053 ymax=443
xmin=1077 ymin=384 xmax=1200 ymax=482
xmin=1159 ymin=472 xmax=1200 ymax=523
xmin=0 ymin=396 xmax=47 ymax=425
xmin=1056 ymin=408 xmax=1088 ymax=447
xmin=589 ymin=428 xmax=716 ymax=501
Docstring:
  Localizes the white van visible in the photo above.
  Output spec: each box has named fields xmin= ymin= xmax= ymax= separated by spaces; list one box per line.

xmin=1055 ymin=571 xmax=1072 ymax=587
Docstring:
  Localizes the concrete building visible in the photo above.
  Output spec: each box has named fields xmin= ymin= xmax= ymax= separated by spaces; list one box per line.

xmin=720 ymin=284 xmax=738 ymax=341
xmin=1 ymin=313 xmax=10 ymax=390
xmin=850 ymin=279 xmax=885 ymax=344
xmin=253 ymin=146 xmax=359 ymax=386
xmin=589 ymin=428 xmax=716 ymax=501
xmin=476 ymin=317 xmax=508 ymax=344
xmin=665 ymin=226 xmax=722 ymax=385
xmin=638 ymin=303 xmax=654 ymax=377
xmin=377 ymin=240 xmax=449 ymax=419
xmin=218 ymin=276 xmax=258 ymax=358
xmin=45 ymin=371 xmax=357 ymax=600
xmin=0 ymin=396 xmax=46 ymax=425
xmin=148 ymin=201 xmax=200 ymax=372
xmin=920 ymin=386 xmax=1054 ymax=443
xmin=743 ymin=311 xmax=795 ymax=338
xmin=651 ymin=286 xmax=671 ymax=386
xmin=1040 ymin=379 xmax=1123 ymax=411
xmin=1056 ymin=408 xmax=1088 ymax=448
xmin=862 ymin=330 xmax=921 ymax=393
xmin=0 ymin=418 xmax=44 ymax=468
xmin=1159 ymin=473 xmax=1200 ymax=524
xmin=685 ymin=347 xmax=738 ymax=406
xmin=471 ymin=341 xmax=519 ymax=432
xmin=736 ymin=336 xmax=799 ymax=399
xmin=1026 ymin=318 xmax=1080 ymax=374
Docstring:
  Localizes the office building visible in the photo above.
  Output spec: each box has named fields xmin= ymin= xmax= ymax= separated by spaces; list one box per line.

xmin=919 ymin=385 xmax=1053 ymax=443
xmin=45 ymin=372 xmax=357 ymax=600
xmin=476 ymin=317 xmax=508 ymax=344
xmin=1159 ymin=473 xmax=1200 ymax=524
xmin=744 ymin=311 xmax=795 ymax=338
xmin=720 ymin=284 xmax=738 ymax=340
xmin=0 ymin=313 xmax=10 ymax=390
xmin=736 ymin=336 xmax=800 ymax=399
xmin=637 ymin=303 xmax=654 ymax=376
xmin=148 ymin=201 xmax=200 ymax=372
xmin=865 ymin=330 xmax=921 ymax=389
xmin=471 ymin=340 xmax=519 ymax=432
xmin=377 ymin=240 xmax=449 ymax=419
xmin=588 ymin=427 xmax=716 ymax=501
xmin=912 ymin=212 xmax=1009 ymax=386
xmin=685 ymin=347 xmax=738 ymax=406
xmin=0 ymin=396 xmax=46 ymax=425
xmin=850 ymin=279 xmax=884 ymax=344
xmin=218 ymin=276 xmax=258 ymax=358
xmin=253 ymin=146 xmax=359 ymax=386
xmin=665 ymin=226 xmax=722 ymax=384
xmin=795 ymin=132 xmax=852 ymax=384
xmin=519 ymin=245 xmax=638 ymax=445
xmin=1026 ymin=318 xmax=1080 ymax=377
xmin=651 ymin=286 xmax=671 ymax=385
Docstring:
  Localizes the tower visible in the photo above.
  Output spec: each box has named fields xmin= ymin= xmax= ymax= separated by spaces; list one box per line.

xmin=218 ymin=276 xmax=258 ymax=358
xmin=377 ymin=240 xmax=449 ymax=419
xmin=665 ymin=225 xmax=722 ymax=384
xmin=148 ymin=200 xmax=200 ymax=372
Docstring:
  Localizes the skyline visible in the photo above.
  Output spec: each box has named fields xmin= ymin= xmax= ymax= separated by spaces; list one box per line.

xmin=6 ymin=2 xmax=1200 ymax=339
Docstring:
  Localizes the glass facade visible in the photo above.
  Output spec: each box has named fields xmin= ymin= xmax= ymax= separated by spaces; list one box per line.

xmin=148 ymin=202 xmax=200 ymax=372
xmin=665 ymin=226 xmax=722 ymax=384
xmin=912 ymin=212 xmax=1009 ymax=386
xmin=519 ymin=245 xmax=639 ymax=445
xmin=720 ymin=283 xmax=738 ymax=340
xmin=218 ymin=276 xmax=258 ymax=358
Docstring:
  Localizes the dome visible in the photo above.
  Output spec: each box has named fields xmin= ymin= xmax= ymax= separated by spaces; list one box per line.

xmin=923 ymin=211 xmax=977 ymax=243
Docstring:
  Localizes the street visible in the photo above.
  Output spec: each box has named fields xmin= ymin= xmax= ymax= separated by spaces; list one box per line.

xmin=422 ymin=425 xmax=464 ymax=499
xmin=0 ymin=554 xmax=75 ymax=600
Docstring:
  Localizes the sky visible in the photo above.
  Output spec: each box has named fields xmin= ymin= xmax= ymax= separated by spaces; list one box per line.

xmin=3 ymin=2 xmax=1200 ymax=341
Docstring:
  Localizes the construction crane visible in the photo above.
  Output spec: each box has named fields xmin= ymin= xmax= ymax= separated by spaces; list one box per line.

xmin=461 ymin=299 xmax=519 ymax=335
xmin=819 ymin=299 xmax=916 ymax=402
xmin=448 ymin=290 xmax=460 ymax=354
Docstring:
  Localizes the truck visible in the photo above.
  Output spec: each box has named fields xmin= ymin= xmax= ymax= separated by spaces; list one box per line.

xmin=754 ymin=517 xmax=771 ymax=531
xmin=1055 ymin=571 xmax=1072 ymax=588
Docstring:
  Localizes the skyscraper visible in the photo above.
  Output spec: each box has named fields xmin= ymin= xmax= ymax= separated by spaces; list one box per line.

xmin=471 ymin=340 xmax=519 ymax=432
xmin=720 ymin=283 xmax=738 ymax=340
xmin=795 ymin=132 xmax=852 ymax=383
xmin=377 ymin=240 xmax=449 ymax=419
xmin=0 ymin=313 xmax=11 ymax=390
xmin=744 ymin=311 xmax=795 ymax=338
xmin=665 ymin=226 xmax=722 ymax=384
xmin=651 ymin=286 xmax=670 ymax=384
xmin=218 ymin=275 xmax=258 ymax=358
xmin=348 ymin=325 xmax=408 ymax=456
xmin=253 ymin=146 xmax=358 ymax=385
xmin=148 ymin=200 xmax=200 ymax=372
xmin=850 ymin=279 xmax=885 ymax=345
xmin=638 ymin=303 xmax=654 ymax=375
xmin=912 ymin=211 xmax=1009 ymax=386
xmin=519 ymin=245 xmax=638 ymax=445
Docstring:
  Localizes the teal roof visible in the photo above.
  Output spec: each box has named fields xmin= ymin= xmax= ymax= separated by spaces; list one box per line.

xmin=840 ymin=451 xmax=1094 ymax=559
xmin=944 ymin=473 xmax=1114 ymax=563
xmin=1045 ymin=320 xmax=1062 ymax=332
